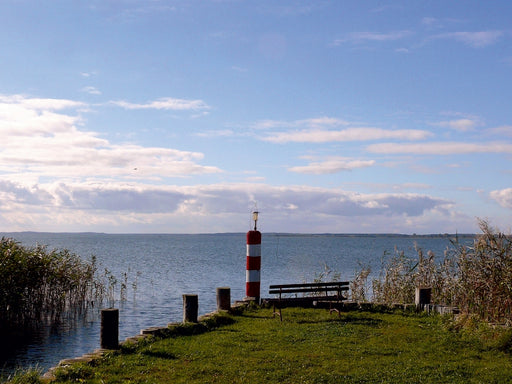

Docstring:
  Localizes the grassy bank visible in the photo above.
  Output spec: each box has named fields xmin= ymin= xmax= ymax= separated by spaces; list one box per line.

xmin=31 ymin=307 xmax=512 ymax=384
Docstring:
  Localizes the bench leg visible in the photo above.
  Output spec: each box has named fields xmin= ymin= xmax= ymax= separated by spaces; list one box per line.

xmin=272 ymin=295 xmax=283 ymax=321
xmin=273 ymin=308 xmax=282 ymax=321
xmin=329 ymin=299 xmax=342 ymax=318
xmin=329 ymin=307 xmax=341 ymax=317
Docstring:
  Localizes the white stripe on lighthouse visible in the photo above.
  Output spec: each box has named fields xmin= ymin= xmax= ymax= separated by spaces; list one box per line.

xmin=246 ymin=270 xmax=261 ymax=282
xmin=246 ymin=244 xmax=261 ymax=256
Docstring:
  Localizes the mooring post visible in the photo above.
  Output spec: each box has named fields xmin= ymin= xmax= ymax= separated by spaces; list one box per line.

xmin=183 ymin=294 xmax=198 ymax=323
xmin=415 ymin=287 xmax=432 ymax=311
xmin=100 ymin=308 xmax=119 ymax=349
xmin=216 ymin=287 xmax=231 ymax=311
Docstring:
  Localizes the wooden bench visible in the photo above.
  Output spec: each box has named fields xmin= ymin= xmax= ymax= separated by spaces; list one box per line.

xmin=268 ymin=281 xmax=349 ymax=320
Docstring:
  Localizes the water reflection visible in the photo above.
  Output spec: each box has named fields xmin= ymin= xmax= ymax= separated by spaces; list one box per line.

xmin=0 ymin=310 xmax=99 ymax=374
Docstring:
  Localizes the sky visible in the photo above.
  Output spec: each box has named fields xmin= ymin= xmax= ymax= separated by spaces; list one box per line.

xmin=0 ymin=0 xmax=511 ymax=234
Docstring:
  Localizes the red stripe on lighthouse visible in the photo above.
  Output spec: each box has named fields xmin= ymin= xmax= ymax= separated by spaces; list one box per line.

xmin=247 ymin=230 xmax=261 ymax=245
xmin=246 ymin=281 xmax=260 ymax=298
xmin=246 ymin=256 xmax=261 ymax=270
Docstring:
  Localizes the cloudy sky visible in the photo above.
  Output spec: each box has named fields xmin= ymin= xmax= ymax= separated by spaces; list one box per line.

xmin=0 ymin=1 xmax=511 ymax=234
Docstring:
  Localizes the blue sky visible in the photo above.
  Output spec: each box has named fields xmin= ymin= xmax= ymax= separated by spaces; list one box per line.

xmin=0 ymin=0 xmax=511 ymax=234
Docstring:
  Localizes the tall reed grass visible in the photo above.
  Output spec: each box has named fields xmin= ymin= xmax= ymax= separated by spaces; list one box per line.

xmin=0 ymin=238 xmax=102 ymax=330
xmin=370 ymin=219 xmax=512 ymax=323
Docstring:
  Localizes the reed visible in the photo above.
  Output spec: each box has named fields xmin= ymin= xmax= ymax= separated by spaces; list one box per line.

xmin=1 ymin=367 xmax=42 ymax=384
xmin=370 ymin=219 xmax=512 ymax=323
xmin=454 ymin=220 xmax=512 ymax=322
xmin=0 ymin=238 xmax=102 ymax=331
xmin=350 ymin=261 xmax=371 ymax=302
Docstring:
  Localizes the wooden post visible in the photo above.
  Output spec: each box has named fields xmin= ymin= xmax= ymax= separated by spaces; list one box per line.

xmin=415 ymin=287 xmax=431 ymax=310
xmin=216 ymin=287 xmax=231 ymax=311
xmin=183 ymin=294 xmax=198 ymax=323
xmin=100 ymin=308 xmax=119 ymax=349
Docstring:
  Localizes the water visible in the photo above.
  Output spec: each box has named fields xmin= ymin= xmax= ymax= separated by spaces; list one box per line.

xmin=0 ymin=232 xmax=470 ymax=374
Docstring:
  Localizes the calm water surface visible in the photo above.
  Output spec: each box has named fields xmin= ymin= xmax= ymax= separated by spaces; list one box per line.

xmin=0 ymin=232 xmax=470 ymax=374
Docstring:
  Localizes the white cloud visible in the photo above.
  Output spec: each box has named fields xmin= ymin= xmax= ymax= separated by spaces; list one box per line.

xmin=489 ymin=188 xmax=512 ymax=209
xmin=255 ymin=117 xmax=431 ymax=143
xmin=110 ymin=97 xmax=211 ymax=111
xmin=0 ymin=94 xmax=85 ymax=111
xmin=421 ymin=17 xmax=464 ymax=29
xmin=367 ymin=141 xmax=512 ymax=155
xmin=0 ymin=95 xmax=221 ymax=180
xmin=51 ymin=182 xmax=187 ymax=213
xmin=195 ymin=129 xmax=235 ymax=138
xmin=1 ymin=137 xmax=221 ymax=180
xmin=487 ymin=125 xmax=512 ymax=137
xmin=121 ymin=4 xmax=176 ymax=21
xmin=422 ymin=17 xmax=438 ymax=27
xmin=334 ymin=30 xmax=412 ymax=45
xmin=0 ymin=181 xmax=451 ymax=232
xmin=289 ymin=157 xmax=375 ymax=174
xmin=253 ymin=117 xmax=350 ymax=130
xmin=347 ymin=182 xmax=432 ymax=192
xmin=431 ymin=30 xmax=504 ymax=47
xmin=264 ymin=127 xmax=432 ymax=143
xmin=81 ymin=71 xmax=97 ymax=77
xmin=0 ymin=95 xmax=87 ymax=142
xmin=434 ymin=118 xmax=478 ymax=132
xmin=81 ymin=86 xmax=102 ymax=95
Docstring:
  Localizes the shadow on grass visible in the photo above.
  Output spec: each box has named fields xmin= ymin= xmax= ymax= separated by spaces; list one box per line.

xmin=141 ymin=350 xmax=177 ymax=360
xmin=295 ymin=315 xmax=383 ymax=327
xmin=243 ymin=307 xmax=385 ymax=327
xmin=168 ymin=315 xmax=237 ymax=337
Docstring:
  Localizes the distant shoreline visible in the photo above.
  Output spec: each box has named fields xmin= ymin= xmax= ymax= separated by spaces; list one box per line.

xmin=0 ymin=231 xmax=476 ymax=238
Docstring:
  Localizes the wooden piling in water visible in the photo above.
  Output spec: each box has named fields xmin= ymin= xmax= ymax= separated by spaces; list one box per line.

xmin=183 ymin=294 xmax=198 ymax=323
xmin=216 ymin=287 xmax=231 ymax=311
xmin=100 ymin=308 xmax=119 ymax=349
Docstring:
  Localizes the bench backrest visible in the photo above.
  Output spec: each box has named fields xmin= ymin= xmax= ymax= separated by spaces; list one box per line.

xmin=269 ymin=281 xmax=349 ymax=295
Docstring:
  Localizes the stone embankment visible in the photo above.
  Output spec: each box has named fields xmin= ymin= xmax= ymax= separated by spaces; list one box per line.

xmin=41 ymin=298 xmax=248 ymax=383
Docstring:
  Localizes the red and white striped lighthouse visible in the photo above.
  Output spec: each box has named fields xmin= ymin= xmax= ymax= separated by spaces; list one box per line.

xmin=246 ymin=210 xmax=261 ymax=301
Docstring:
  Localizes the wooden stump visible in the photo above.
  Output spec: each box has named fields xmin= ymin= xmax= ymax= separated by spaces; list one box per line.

xmin=216 ymin=287 xmax=231 ymax=311
xmin=183 ymin=294 xmax=198 ymax=323
xmin=100 ymin=308 xmax=119 ymax=349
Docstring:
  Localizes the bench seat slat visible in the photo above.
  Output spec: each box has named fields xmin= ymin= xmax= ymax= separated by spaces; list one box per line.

xmin=269 ymin=287 xmax=348 ymax=295
xmin=269 ymin=282 xmax=349 ymax=289
xmin=267 ymin=295 xmax=343 ymax=302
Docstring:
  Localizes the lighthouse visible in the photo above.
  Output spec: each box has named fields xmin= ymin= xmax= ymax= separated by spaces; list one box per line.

xmin=245 ymin=210 xmax=261 ymax=301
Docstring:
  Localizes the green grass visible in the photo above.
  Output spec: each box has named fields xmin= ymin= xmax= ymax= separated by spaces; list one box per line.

xmin=51 ymin=308 xmax=512 ymax=384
